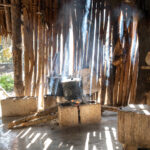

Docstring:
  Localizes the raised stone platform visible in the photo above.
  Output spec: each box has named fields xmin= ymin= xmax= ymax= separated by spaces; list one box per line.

xmin=0 ymin=96 xmax=37 ymax=117
xmin=58 ymin=102 xmax=101 ymax=127
xmin=118 ymin=104 xmax=150 ymax=150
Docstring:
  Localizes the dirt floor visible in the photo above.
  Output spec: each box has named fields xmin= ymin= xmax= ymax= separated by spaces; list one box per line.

xmin=0 ymin=111 xmax=123 ymax=150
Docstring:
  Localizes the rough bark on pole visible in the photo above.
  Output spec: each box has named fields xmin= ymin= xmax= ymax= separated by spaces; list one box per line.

xmin=36 ymin=0 xmax=42 ymax=96
xmin=11 ymin=0 xmax=24 ymax=96
xmin=4 ymin=0 xmax=11 ymax=34
xmin=23 ymin=0 xmax=34 ymax=96
xmin=129 ymin=50 xmax=139 ymax=104
xmin=118 ymin=64 xmax=124 ymax=106
xmin=113 ymin=66 xmax=120 ymax=106
xmin=32 ymin=0 xmax=38 ymax=96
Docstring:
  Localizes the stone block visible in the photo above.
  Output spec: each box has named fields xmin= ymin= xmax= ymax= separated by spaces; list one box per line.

xmin=58 ymin=105 xmax=78 ymax=127
xmin=79 ymin=103 xmax=101 ymax=124
xmin=0 ymin=96 xmax=37 ymax=117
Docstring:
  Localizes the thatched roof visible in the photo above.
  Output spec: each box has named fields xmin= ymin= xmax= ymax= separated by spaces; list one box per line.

xmin=0 ymin=0 xmax=149 ymax=37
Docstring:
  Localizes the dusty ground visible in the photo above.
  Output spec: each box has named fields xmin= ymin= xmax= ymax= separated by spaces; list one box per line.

xmin=0 ymin=111 xmax=123 ymax=150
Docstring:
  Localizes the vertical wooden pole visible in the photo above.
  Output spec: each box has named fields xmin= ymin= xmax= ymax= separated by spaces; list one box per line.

xmin=23 ymin=0 xmax=34 ymax=96
xmin=4 ymin=0 xmax=11 ymax=34
xmin=32 ymin=0 xmax=38 ymax=96
xmin=11 ymin=0 xmax=24 ymax=96
xmin=36 ymin=0 xmax=42 ymax=96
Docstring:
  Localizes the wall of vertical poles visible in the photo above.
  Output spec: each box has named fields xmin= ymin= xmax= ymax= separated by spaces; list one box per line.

xmin=0 ymin=0 xmax=139 ymax=107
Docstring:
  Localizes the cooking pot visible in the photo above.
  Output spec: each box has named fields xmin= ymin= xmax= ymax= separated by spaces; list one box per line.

xmin=61 ymin=78 xmax=83 ymax=100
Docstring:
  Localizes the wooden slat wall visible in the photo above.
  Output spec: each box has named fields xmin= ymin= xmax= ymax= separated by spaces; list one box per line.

xmin=0 ymin=0 xmax=139 ymax=108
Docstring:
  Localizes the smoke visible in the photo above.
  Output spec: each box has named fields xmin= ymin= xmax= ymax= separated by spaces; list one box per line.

xmin=48 ymin=0 xmax=141 ymax=98
xmin=82 ymin=0 xmax=91 ymax=48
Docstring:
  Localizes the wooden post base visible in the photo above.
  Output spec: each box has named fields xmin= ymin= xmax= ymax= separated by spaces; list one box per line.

xmin=123 ymin=145 xmax=137 ymax=150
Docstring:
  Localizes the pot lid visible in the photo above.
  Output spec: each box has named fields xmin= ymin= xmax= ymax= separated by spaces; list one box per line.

xmin=61 ymin=78 xmax=81 ymax=83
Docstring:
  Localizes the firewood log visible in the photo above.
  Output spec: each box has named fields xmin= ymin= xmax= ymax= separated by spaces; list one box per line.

xmin=102 ymin=105 xmax=119 ymax=112
xmin=8 ymin=106 xmax=57 ymax=129
xmin=10 ymin=114 xmax=57 ymax=129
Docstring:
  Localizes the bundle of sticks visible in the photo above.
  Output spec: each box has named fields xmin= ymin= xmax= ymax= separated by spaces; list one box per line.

xmin=8 ymin=106 xmax=58 ymax=129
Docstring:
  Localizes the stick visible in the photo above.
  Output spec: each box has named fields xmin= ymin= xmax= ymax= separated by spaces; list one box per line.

xmin=3 ymin=0 xmax=11 ymax=33
xmin=102 ymin=105 xmax=119 ymax=112
xmin=117 ymin=64 xmax=124 ymax=106
xmin=32 ymin=0 xmax=38 ymax=96
xmin=113 ymin=66 xmax=120 ymax=106
xmin=10 ymin=114 xmax=57 ymax=129
xmin=8 ymin=106 xmax=57 ymax=129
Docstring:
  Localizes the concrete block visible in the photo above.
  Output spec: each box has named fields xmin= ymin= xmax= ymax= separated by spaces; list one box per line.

xmin=58 ymin=105 xmax=78 ymax=127
xmin=0 ymin=96 xmax=37 ymax=117
xmin=79 ymin=103 xmax=101 ymax=124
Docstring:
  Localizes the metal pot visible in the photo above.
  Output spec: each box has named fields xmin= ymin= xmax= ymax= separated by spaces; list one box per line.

xmin=61 ymin=78 xmax=83 ymax=100
xmin=47 ymin=76 xmax=63 ymax=96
